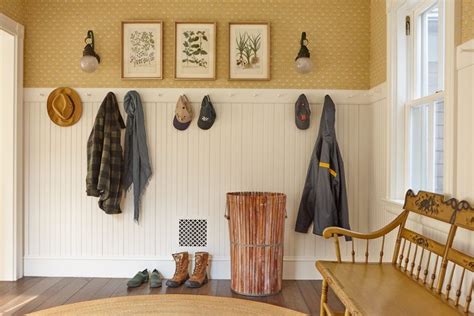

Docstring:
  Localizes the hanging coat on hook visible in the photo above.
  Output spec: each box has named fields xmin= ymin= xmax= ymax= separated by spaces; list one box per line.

xmin=295 ymin=95 xmax=351 ymax=240
xmin=86 ymin=92 xmax=126 ymax=214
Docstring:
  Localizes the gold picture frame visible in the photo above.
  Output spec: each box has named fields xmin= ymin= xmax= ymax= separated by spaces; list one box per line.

xmin=228 ymin=22 xmax=271 ymax=81
xmin=121 ymin=20 xmax=163 ymax=80
xmin=174 ymin=21 xmax=217 ymax=80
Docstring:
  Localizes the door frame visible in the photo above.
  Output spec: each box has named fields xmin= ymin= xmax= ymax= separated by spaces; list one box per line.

xmin=0 ymin=13 xmax=24 ymax=281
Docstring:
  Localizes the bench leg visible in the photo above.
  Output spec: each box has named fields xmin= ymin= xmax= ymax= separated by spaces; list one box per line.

xmin=320 ymin=279 xmax=328 ymax=316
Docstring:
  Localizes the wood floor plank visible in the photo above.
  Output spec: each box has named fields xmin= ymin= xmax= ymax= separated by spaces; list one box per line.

xmin=296 ymin=280 xmax=321 ymax=316
xmin=179 ymin=282 xmax=197 ymax=295
xmin=280 ymin=280 xmax=311 ymax=314
xmin=65 ymin=278 xmax=110 ymax=304
xmin=126 ymin=283 xmax=153 ymax=296
xmin=110 ymin=280 xmax=131 ymax=298
xmin=162 ymin=283 xmax=183 ymax=295
xmin=216 ymin=280 xmax=233 ymax=297
xmin=13 ymin=278 xmax=73 ymax=315
xmin=265 ymin=291 xmax=286 ymax=308
xmin=0 ymin=281 xmax=17 ymax=293
xmin=32 ymin=278 xmax=91 ymax=312
xmin=196 ymin=280 xmax=218 ymax=295
xmin=0 ymin=277 xmax=36 ymax=293
xmin=94 ymin=278 xmax=127 ymax=299
xmin=0 ymin=277 xmax=63 ymax=315
xmin=0 ymin=277 xmax=44 ymax=305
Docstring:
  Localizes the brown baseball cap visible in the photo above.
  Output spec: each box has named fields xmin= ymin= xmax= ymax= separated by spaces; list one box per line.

xmin=173 ymin=95 xmax=193 ymax=131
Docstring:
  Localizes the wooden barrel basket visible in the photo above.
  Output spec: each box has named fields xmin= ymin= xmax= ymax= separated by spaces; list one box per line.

xmin=226 ymin=192 xmax=286 ymax=296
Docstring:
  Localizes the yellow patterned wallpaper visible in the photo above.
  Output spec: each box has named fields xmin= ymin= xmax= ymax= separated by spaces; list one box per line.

xmin=0 ymin=0 xmax=25 ymax=24
xmin=462 ymin=0 xmax=474 ymax=43
xmin=369 ymin=0 xmax=386 ymax=88
xmin=22 ymin=0 xmax=370 ymax=89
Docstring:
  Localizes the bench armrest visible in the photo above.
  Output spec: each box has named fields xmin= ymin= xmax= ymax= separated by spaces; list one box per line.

xmin=322 ymin=211 xmax=407 ymax=240
xmin=322 ymin=211 xmax=408 ymax=263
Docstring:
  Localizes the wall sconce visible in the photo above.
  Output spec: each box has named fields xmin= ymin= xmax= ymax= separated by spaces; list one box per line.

xmin=295 ymin=32 xmax=312 ymax=74
xmin=80 ymin=30 xmax=100 ymax=73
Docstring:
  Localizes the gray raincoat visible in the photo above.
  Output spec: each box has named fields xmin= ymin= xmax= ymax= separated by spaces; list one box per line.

xmin=295 ymin=95 xmax=351 ymax=238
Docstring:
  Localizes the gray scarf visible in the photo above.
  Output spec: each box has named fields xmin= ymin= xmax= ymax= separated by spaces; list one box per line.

xmin=123 ymin=91 xmax=152 ymax=222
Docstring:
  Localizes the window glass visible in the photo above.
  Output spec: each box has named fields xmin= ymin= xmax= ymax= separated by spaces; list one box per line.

xmin=408 ymin=100 xmax=444 ymax=193
xmin=420 ymin=5 xmax=440 ymax=97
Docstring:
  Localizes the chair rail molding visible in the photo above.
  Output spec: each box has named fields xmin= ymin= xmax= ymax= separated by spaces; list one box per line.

xmin=24 ymin=87 xmax=379 ymax=105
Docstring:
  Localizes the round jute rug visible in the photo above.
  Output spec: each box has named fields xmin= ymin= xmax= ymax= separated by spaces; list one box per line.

xmin=30 ymin=294 xmax=305 ymax=315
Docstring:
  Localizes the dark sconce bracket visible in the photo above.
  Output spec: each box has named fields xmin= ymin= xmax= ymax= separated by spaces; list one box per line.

xmin=83 ymin=30 xmax=101 ymax=63
xmin=295 ymin=32 xmax=310 ymax=61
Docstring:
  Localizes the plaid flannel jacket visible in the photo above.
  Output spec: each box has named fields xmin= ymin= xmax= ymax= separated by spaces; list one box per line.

xmin=86 ymin=92 xmax=126 ymax=214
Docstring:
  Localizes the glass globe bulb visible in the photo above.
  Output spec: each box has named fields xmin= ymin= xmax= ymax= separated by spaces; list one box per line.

xmin=295 ymin=57 xmax=313 ymax=74
xmin=80 ymin=55 xmax=99 ymax=73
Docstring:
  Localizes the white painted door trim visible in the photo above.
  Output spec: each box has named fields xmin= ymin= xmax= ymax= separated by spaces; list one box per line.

xmin=0 ymin=13 xmax=24 ymax=281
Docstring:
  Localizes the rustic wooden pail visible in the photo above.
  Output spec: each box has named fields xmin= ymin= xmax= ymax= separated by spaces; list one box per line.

xmin=226 ymin=192 xmax=286 ymax=296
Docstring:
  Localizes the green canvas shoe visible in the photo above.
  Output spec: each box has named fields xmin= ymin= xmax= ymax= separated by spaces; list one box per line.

xmin=127 ymin=269 xmax=149 ymax=288
xmin=150 ymin=269 xmax=163 ymax=288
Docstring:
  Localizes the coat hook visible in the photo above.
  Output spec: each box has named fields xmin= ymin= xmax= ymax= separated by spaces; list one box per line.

xmin=158 ymin=93 xmax=163 ymax=97
xmin=253 ymin=93 xmax=258 ymax=97
xmin=277 ymin=93 xmax=281 ymax=97
xmin=229 ymin=93 xmax=235 ymax=97
xmin=86 ymin=93 xmax=92 ymax=97
xmin=40 ymin=93 xmax=45 ymax=97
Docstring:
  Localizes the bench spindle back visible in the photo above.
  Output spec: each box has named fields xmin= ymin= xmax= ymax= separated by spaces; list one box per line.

xmin=393 ymin=190 xmax=474 ymax=313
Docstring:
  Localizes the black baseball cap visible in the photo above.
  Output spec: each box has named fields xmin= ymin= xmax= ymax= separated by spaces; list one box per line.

xmin=197 ymin=95 xmax=216 ymax=130
xmin=295 ymin=94 xmax=311 ymax=130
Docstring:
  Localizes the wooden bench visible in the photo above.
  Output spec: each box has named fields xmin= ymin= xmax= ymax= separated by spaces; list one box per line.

xmin=317 ymin=190 xmax=474 ymax=316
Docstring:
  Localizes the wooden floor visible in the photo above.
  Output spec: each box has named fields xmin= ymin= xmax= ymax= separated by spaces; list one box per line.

xmin=0 ymin=277 xmax=344 ymax=315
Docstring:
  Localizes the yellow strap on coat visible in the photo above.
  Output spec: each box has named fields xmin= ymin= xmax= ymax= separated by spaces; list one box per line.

xmin=319 ymin=162 xmax=337 ymax=177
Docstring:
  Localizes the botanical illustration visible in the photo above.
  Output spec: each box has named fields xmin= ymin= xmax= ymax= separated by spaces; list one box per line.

xmin=235 ymin=32 xmax=261 ymax=69
xmin=181 ymin=30 xmax=209 ymax=68
xmin=229 ymin=23 xmax=269 ymax=80
xmin=129 ymin=30 xmax=156 ymax=67
xmin=175 ymin=23 xmax=215 ymax=80
xmin=122 ymin=21 xmax=162 ymax=79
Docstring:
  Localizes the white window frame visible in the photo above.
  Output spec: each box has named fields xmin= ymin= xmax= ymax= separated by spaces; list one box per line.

xmin=386 ymin=0 xmax=456 ymax=203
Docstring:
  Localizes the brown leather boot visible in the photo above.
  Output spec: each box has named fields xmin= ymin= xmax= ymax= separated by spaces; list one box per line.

xmin=185 ymin=252 xmax=209 ymax=288
xmin=166 ymin=252 xmax=189 ymax=288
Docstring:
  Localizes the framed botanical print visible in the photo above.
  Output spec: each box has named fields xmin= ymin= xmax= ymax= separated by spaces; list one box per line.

xmin=121 ymin=21 xmax=163 ymax=79
xmin=174 ymin=22 xmax=216 ymax=80
xmin=229 ymin=22 xmax=270 ymax=80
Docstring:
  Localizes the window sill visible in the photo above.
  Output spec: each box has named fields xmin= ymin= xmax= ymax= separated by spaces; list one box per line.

xmin=382 ymin=198 xmax=404 ymax=215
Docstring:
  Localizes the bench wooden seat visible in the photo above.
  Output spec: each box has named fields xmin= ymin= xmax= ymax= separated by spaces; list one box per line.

xmin=317 ymin=262 xmax=460 ymax=316
xmin=317 ymin=190 xmax=474 ymax=316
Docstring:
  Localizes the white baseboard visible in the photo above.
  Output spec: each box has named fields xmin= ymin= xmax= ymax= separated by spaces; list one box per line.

xmin=24 ymin=256 xmax=322 ymax=280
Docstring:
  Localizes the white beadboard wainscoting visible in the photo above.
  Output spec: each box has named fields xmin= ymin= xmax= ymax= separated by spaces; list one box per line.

xmin=23 ymin=88 xmax=378 ymax=279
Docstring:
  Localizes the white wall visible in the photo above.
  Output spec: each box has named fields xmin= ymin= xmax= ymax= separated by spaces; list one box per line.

xmin=23 ymin=88 xmax=374 ymax=279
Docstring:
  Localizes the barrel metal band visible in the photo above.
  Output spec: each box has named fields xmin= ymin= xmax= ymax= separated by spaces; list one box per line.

xmin=231 ymin=241 xmax=282 ymax=247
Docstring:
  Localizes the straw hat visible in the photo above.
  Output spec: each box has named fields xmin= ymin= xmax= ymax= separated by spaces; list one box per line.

xmin=47 ymin=87 xmax=82 ymax=127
